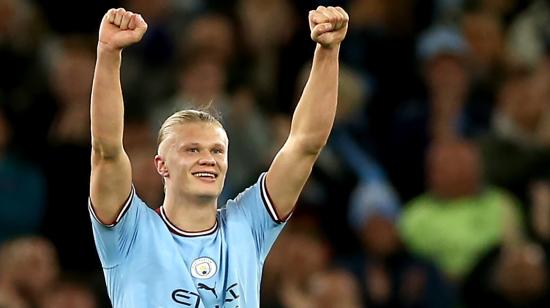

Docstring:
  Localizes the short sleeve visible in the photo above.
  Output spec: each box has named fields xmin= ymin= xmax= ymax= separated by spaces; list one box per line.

xmin=225 ymin=173 xmax=290 ymax=261
xmin=89 ymin=187 xmax=149 ymax=268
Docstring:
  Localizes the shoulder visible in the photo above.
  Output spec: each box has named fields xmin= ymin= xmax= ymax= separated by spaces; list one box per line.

xmin=225 ymin=173 xmax=267 ymax=208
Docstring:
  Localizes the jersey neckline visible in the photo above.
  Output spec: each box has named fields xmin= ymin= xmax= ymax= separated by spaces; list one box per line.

xmin=156 ymin=206 xmax=218 ymax=237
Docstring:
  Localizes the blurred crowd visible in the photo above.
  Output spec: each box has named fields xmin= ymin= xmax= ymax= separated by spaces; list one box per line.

xmin=1 ymin=0 xmax=550 ymax=307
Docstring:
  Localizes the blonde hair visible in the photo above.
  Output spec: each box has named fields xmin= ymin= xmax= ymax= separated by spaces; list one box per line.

xmin=157 ymin=109 xmax=223 ymax=147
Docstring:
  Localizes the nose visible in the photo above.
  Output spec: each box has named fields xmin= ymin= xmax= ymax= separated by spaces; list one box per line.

xmin=198 ymin=155 xmax=216 ymax=166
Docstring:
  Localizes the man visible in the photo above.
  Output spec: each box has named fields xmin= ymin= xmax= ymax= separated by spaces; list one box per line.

xmin=89 ymin=6 xmax=348 ymax=308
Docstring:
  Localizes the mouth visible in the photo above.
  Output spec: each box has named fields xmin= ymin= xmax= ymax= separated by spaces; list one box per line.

xmin=191 ymin=172 xmax=218 ymax=180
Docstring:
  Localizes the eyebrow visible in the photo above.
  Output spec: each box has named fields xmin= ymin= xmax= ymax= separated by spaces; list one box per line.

xmin=181 ymin=142 xmax=226 ymax=148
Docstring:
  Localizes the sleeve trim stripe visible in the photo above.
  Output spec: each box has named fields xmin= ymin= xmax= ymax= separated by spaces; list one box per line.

xmin=88 ymin=186 xmax=135 ymax=228
xmin=260 ymin=173 xmax=286 ymax=224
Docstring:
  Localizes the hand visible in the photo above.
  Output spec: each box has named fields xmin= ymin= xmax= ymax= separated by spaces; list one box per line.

xmin=98 ymin=8 xmax=148 ymax=52
xmin=309 ymin=6 xmax=349 ymax=49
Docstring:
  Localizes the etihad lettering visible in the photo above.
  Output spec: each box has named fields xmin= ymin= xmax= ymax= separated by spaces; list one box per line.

xmin=172 ymin=289 xmax=200 ymax=307
xmin=172 ymin=283 xmax=241 ymax=307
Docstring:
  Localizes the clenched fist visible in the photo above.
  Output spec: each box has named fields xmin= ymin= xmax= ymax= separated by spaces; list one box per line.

xmin=309 ymin=6 xmax=349 ymax=49
xmin=98 ymin=8 xmax=148 ymax=52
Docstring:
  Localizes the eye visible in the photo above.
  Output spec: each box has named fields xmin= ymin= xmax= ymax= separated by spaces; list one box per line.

xmin=212 ymin=148 xmax=224 ymax=155
xmin=187 ymin=147 xmax=199 ymax=153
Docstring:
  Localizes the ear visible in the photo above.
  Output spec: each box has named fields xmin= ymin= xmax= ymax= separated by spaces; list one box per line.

xmin=154 ymin=155 xmax=169 ymax=177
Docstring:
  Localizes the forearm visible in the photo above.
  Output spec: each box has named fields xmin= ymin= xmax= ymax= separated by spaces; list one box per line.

xmin=289 ymin=44 xmax=340 ymax=153
xmin=90 ymin=47 xmax=125 ymax=159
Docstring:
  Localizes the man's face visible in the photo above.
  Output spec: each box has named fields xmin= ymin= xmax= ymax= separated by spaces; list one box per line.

xmin=425 ymin=54 xmax=468 ymax=97
xmin=427 ymin=142 xmax=481 ymax=199
xmin=159 ymin=122 xmax=228 ymax=202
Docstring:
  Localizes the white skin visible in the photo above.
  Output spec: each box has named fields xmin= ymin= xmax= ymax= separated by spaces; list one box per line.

xmin=154 ymin=122 xmax=229 ymax=227
xmin=90 ymin=6 xmax=348 ymax=231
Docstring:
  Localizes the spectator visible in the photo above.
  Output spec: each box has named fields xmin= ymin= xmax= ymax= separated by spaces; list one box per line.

xmin=237 ymin=0 xmax=298 ymax=99
xmin=261 ymin=214 xmax=334 ymax=308
xmin=399 ymin=140 xmax=524 ymax=281
xmin=461 ymin=7 xmax=506 ymax=105
xmin=345 ymin=179 xmax=456 ymax=308
xmin=387 ymin=25 xmax=492 ymax=201
xmin=309 ymin=269 xmax=363 ymax=308
xmin=479 ymin=57 xmax=550 ymax=203
xmin=40 ymin=277 xmax=98 ymax=308
xmin=0 ymin=237 xmax=59 ymax=307
xmin=462 ymin=241 xmax=550 ymax=307
xmin=279 ymin=267 xmax=364 ymax=308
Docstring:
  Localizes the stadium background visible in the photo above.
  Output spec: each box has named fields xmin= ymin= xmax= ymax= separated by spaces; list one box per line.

xmin=1 ymin=0 xmax=550 ymax=307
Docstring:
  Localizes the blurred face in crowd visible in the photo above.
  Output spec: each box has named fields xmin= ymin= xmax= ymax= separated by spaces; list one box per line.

xmin=157 ymin=122 xmax=228 ymax=202
xmin=462 ymin=11 xmax=504 ymax=70
xmin=498 ymin=70 xmax=545 ymax=132
xmin=310 ymin=269 xmax=362 ymax=308
xmin=277 ymin=217 xmax=331 ymax=282
xmin=178 ymin=57 xmax=227 ymax=106
xmin=286 ymin=233 xmax=330 ymax=280
xmin=425 ymin=54 xmax=469 ymax=103
xmin=239 ymin=0 xmax=296 ymax=52
xmin=50 ymin=46 xmax=95 ymax=106
xmin=493 ymin=243 xmax=548 ymax=302
xmin=0 ymin=237 xmax=59 ymax=297
xmin=41 ymin=283 xmax=97 ymax=308
xmin=361 ymin=215 xmax=401 ymax=258
xmin=186 ymin=14 xmax=235 ymax=65
xmin=427 ymin=141 xmax=482 ymax=199
xmin=0 ymin=0 xmax=33 ymax=36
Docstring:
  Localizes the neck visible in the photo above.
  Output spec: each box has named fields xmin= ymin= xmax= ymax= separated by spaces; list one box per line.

xmin=162 ymin=191 xmax=218 ymax=232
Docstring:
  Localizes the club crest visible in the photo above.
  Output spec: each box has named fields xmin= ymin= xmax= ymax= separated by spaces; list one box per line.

xmin=191 ymin=257 xmax=217 ymax=279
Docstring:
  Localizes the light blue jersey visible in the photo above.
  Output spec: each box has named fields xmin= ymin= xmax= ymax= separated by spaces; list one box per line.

xmin=89 ymin=173 xmax=288 ymax=308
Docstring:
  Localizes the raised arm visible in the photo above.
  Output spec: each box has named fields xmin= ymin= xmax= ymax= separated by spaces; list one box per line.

xmin=90 ymin=8 xmax=147 ymax=223
xmin=266 ymin=6 xmax=348 ymax=219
